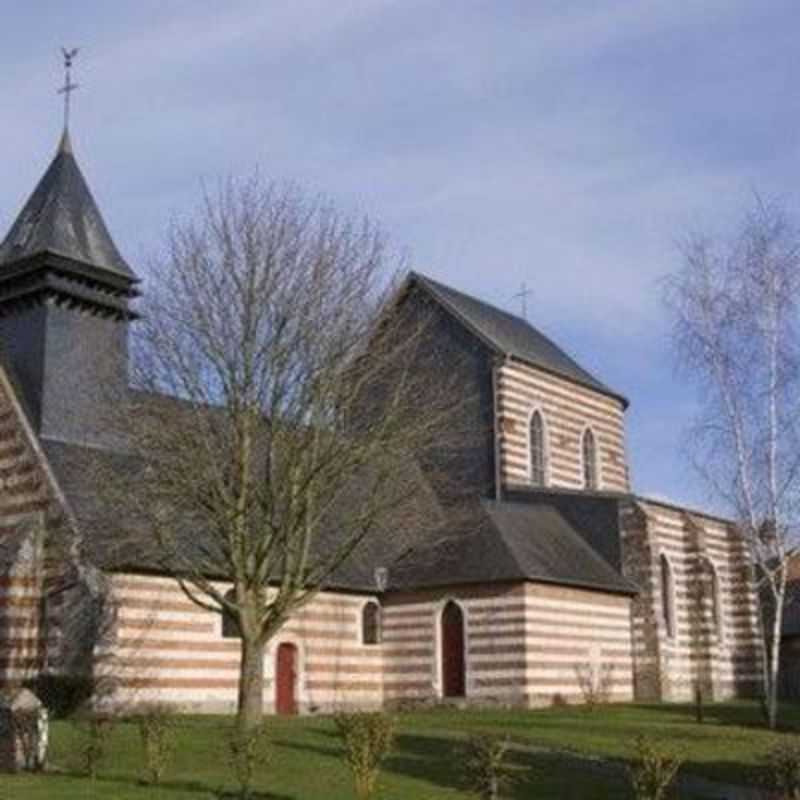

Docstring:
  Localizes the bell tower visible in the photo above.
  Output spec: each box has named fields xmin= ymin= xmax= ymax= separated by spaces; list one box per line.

xmin=0 ymin=54 xmax=139 ymax=445
xmin=0 ymin=128 xmax=139 ymax=445
xmin=0 ymin=49 xmax=139 ymax=446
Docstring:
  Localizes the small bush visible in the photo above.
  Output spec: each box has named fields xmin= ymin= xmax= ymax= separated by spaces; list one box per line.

xmin=135 ymin=704 xmax=176 ymax=785
xmin=226 ymin=723 xmax=270 ymax=799
xmin=764 ymin=738 xmax=800 ymax=799
xmin=627 ymin=735 xmax=684 ymax=800
xmin=74 ymin=712 xmax=115 ymax=779
xmin=574 ymin=661 xmax=615 ymax=711
xmin=464 ymin=734 xmax=516 ymax=800
xmin=333 ymin=712 xmax=395 ymax=800
xmin=693 ymin=682 xmax=704 ymax=725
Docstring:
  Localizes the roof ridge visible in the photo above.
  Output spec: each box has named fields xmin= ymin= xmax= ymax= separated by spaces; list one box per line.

xmin=408 ymin=272 xmax=628 ymax=408
xmin=413 ymin=271 xmax=527 ymax=326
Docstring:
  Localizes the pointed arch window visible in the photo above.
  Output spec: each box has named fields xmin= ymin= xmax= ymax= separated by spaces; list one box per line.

xmin=660 ymin=554 xmax=676 ymax=639
xmin=529 ymin=409 xmax=546 ymax=486
xmin=582 ymin=428 xmax=598 ymax=490
xmin=362 ymin=601 xmax=381 ymax=645
xmin=440 ymin=600 xmax=466 ymax=698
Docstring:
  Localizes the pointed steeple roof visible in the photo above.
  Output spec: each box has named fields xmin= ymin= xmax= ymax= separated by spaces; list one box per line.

xmin=0 ymin=129 xmax=134 ymax=278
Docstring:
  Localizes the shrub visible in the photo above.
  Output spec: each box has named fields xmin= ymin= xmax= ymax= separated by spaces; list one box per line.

xmin=74 ymin=712 xmax=115 ymax=779
xmin=333 ymin=712 xmax=395 ymax=800
xmin=464 ymin=734 xmax=516 ymax=800
xmin=135 ymin=704 xmax=176 ymax=785
xmin=692 ymin=682 xmax=704 ymax=725
xmin=764 ymin=738 xmax=800 ymax=799
xmin=627 ymin=735 xmax=684 ymax=800
xmin=574 ymin=661 xmax=615 ymax=711
xmin=226 ymin=723 xmax=270 ymax=799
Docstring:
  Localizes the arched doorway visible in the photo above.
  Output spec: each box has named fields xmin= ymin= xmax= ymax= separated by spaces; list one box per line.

xmin=440 ymin=601 xmax=465 ymax=698
xmin=275 ymin=642 xmax=298 ymax=715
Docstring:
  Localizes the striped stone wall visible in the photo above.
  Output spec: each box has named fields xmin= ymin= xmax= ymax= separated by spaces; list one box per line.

xmin=0 ymin=376 xmax=53 ymax=689
xmin=97 ymin=577 xmax=636 ymax=713
xmin=523 ymin=583 xmax=633 ymax=705
xmin=495 ymin=359 xmax=629 ymax=492
xmin=621 ymin=498 xmax=762 ymax=701
xmin=102 ymin=573 xmax=384 ymax=713
xmin=382 ymin=581 xmax=634 ymax=708
xmin=381 ymin=584 xmax=528 ymax=704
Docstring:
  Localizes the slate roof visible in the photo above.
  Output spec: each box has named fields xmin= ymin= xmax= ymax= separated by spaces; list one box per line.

xmin=389 ymin=498 xmax=636 ymax=595
xmin=0 ymin=130 xmax=134 ymax=278
xmin=41 ymin=438 xmax=170 ymax=573
xmin=41 ymin=436 xmax=634 ymax=596
xmin=39 ymin=435 xmax=441 ymax=593
xmin=502 ymin=486 xmax=626 ymax=572
xmin=410 ymin=272 xmax=628 ymax=408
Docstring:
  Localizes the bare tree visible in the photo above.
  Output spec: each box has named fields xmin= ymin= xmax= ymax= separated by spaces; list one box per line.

xmin=89 ymin=176 xmax=469 ymax=731
xmin=664 ymin=196 xmax=800 ymax=729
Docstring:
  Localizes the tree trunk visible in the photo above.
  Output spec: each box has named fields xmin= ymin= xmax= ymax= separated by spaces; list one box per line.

xmin=767 ymin=592 xmax=785 ymax=730
xmin=238 ymin=634 xmax=265 ymax=731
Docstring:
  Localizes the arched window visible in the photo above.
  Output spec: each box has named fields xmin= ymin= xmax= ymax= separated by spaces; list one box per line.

xmin=582 ymin=428 xmax=598 ymax=490
xmin=660 ymin=554 xmax=676 ymax=639
xmin=440 ymin=600 xmax=466 ymax=698
xmin=529 ymin=409 xmax=546 ymax=486
xmin=362 ymin=601 xmax=381 ymax=645
xmin=221 ymin=590 xmax=239 ymax=639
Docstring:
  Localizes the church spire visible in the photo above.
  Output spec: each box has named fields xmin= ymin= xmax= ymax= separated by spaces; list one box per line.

xmin=0 ymin=133 xmax=135 ymax=278
xmin=0 ymin=51 xmax=138 ymax=443
xmin=0 ymin=48 xmax=138 ymax=324
xmin=0 ymin=47 xmax=135 ymax=281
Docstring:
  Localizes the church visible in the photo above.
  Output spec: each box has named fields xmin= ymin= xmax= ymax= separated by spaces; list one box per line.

xmin=0 ymin=124 xmax=764 ymax=715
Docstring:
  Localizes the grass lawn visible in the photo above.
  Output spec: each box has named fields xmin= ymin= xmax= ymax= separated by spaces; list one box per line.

xmin=0 ymin=701 xmax=796 ymax=799
xmin=402 ymin=700 xmax=800 ymax=786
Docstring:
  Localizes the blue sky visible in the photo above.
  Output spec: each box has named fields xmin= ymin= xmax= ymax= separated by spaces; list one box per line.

xmin=2 ymin=1 xmax=799 ymax=509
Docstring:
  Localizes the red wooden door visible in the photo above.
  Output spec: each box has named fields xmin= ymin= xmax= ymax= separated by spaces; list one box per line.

xmin=275 ymin=642 xmax=298 ymax=715
xmin=441 ymin=601 xmax=465 ymax=698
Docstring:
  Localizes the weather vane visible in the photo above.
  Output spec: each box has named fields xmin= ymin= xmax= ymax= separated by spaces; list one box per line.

xmin=58 ymin=47 xmax=80 ymax=129
xmin=512 ymin=282 xmax=533 ymax=320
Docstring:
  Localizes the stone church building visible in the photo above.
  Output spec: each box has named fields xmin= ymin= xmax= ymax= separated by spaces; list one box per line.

xmin=0 ymin=129 xmax=763 ymax=714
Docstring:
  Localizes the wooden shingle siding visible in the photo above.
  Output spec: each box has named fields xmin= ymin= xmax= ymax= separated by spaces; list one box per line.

xmin=622 ymin=498 xmax=762 ymax=701
xmin=496 ymin=361 xmax=629 ymax=492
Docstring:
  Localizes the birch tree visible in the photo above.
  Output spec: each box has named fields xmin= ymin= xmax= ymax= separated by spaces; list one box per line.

xmin=664 ymin=196 xmax=800 ymax=728
xmin=89 ymin=175 xmax=469 ymax=732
